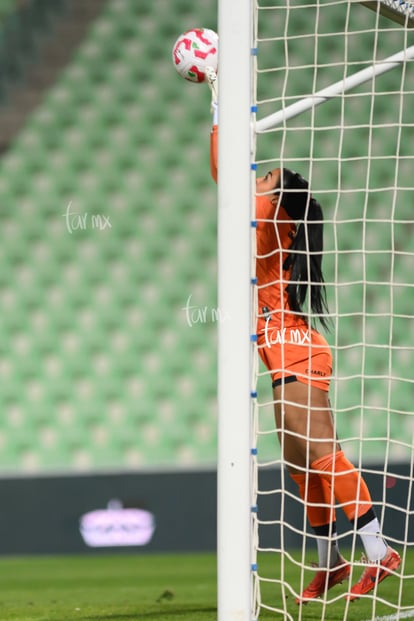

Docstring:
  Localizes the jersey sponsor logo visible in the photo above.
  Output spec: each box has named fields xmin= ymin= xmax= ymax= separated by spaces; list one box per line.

xmin=305 ymin=368 xmax=327 ymax=377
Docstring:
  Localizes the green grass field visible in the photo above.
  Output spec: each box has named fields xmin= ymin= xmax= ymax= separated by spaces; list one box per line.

xmin=0 ymin=550 xmax=412 ymax=621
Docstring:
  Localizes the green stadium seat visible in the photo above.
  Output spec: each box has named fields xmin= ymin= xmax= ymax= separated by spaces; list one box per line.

xmin=0 ymin=0 xmax=412 ymax=472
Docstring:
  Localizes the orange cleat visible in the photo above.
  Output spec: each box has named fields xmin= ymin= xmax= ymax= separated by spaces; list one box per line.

xmin=347 ymin=547 xmax=401 ymax=601
xmin=296 ymin=556 xmax=351 ymax=605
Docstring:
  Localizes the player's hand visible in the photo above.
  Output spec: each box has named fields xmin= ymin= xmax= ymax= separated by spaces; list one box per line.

xmin=205 ymin=66 xmax=218 ymax=112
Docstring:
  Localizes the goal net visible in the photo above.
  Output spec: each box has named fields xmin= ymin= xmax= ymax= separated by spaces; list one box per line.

xmin=249 ymin=1 xmax=414 ymax=619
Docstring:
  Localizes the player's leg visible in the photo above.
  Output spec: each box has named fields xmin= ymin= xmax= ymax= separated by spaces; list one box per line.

xmin=275 ymin=379 xmax=400 ymax=601
xmin=274 ymin=383 xmax=350 ymax=602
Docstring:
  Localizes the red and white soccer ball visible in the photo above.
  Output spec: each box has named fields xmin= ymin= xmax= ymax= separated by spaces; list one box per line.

xmin=172 ymin=28 xmax=218 ymax=83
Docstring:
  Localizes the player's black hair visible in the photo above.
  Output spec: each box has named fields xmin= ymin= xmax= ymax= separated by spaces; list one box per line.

xmin=278 ymin=169 xmax=330 ymax=330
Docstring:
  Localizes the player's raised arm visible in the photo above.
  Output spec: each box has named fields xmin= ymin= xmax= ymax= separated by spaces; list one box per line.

xmin=206 ymin=66 xmax=218 ymax=183
xmin=171 ymin=28 xmax=218 ymax=182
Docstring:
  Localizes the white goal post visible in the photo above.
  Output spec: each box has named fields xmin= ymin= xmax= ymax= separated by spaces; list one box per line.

xmin=217 ymin=1 xmax=414 ymax=620
xmin=217 ymin=1 xmax=253 ymax=620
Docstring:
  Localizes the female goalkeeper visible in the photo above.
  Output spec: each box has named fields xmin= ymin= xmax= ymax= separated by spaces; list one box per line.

xmin=206 ymin=68 xmax=400 ymax=604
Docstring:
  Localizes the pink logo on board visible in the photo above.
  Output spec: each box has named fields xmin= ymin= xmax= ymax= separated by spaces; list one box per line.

xmin=80 ymin=500 xmax=155 ymax=547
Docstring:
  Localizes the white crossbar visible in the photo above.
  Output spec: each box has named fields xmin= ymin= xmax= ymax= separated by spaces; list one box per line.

xmin=256 ymin=45 xmax=414 ymax=132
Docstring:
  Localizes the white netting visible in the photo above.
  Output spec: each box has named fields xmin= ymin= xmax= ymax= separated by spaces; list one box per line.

xmin=251 ymin=1 xmax=414 ymax=619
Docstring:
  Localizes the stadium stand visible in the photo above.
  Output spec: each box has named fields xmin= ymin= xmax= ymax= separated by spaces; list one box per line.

xmin=0 ymin=0 xmax=69 ymax=104
xmin=0 ymin=0 xmax=218 ymax=472
xmin=0 ymin=0 xmax=412 ymax=472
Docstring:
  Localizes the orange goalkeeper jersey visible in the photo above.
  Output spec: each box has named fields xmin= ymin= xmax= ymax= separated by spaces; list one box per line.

xmin=210 ymin=124 xmax=307 ymax=341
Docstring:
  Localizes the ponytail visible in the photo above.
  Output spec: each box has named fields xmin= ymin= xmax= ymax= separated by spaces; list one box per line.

xmin=280 ymin=170 xmax=330 ymax=329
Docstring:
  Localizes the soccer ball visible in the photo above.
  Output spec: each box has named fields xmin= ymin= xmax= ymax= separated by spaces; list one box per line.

xmin=172 ymin=28 xmax=218 ymax=83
